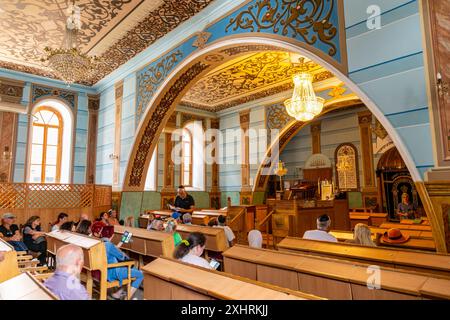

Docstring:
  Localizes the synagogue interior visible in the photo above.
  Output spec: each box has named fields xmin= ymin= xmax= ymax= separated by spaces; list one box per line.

xmin=0 ymin=0 xmax=450 ymax=301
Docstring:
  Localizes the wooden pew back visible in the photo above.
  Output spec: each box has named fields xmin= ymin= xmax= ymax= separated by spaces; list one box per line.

xmin=223 ymin=245 xmax=450 ymax=300
xmin=141 ymin=257 xmax=322 ymax=300
xmin=112 ymin=225 xmax=175 ymax=258
xmin=176 ymin=224 xmax=228 ymax=252
xmin=0 ymin=239 xmax=20 ymax=283
xmin=277 ymin=237 xmax=450 ymax=277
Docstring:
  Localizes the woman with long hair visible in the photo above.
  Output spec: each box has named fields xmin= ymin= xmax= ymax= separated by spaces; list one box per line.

xmin=23 ymin=216 xmax=47 ymax=265
xmin=174 ymin=232 xmax=212 ymax=269
xmin=347 ymin=223 xmax=376 ymax=247
xmin=76 ymin=220 xmax=92 ymax=236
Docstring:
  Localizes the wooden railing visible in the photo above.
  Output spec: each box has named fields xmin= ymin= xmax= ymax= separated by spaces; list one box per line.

xmin=0 ymin=183 xmax=111 ymax=209
xmin=0 ymin=183 xmax=112 ymax=229
xmin=227 ymin=207 xmax=246 ymax=244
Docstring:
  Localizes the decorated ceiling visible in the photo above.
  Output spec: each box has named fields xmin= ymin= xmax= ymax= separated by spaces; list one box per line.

xmin=0 ymin=0 xmax=214 ymax=85
xmin=181 ymin=51 xmax=335 ymax=112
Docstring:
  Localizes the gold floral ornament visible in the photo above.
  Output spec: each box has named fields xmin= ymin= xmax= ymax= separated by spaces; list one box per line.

xmin=225 ymin=0 xmax=338 ymax=56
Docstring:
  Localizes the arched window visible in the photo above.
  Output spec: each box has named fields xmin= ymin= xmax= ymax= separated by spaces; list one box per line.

xmin=181 ymin=128 xmax=193 ymax=187
xmin=335 ymin=143 xmax=359 ymax=191
xmin=30 ymin=107 xmax=63 ymax=183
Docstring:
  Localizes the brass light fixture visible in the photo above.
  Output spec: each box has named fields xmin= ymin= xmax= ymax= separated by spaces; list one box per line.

xmin=41 ymin=0 xmax=99 ymax=86
xmin=284 ymin=54 xmax=325 ymax=122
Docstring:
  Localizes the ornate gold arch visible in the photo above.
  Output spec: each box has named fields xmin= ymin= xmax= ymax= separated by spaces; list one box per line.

xmin=253 ymin=98 xmax=364 ymax=192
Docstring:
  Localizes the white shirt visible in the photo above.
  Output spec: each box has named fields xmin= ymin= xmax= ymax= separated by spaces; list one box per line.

xmin=51 ymin=225 xmax=60 ymax=232
xmin=248 ymin=230 xmax=263 ymax=248
xmin=303 ymin=230 xmax=338 ymax=243
xmin=180 ymin=254 xmax=213 ymax=269
xmin=214 ymin=225 xmax=235 ymax=243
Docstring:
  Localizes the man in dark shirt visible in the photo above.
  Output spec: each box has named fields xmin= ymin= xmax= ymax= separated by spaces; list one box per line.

xmin=170 ymin=186 xmax=195 ymax=220
xmin=0 ymin=213 xmax=28 ymax=252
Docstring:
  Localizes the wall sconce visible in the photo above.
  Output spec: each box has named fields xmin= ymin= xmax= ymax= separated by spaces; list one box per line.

xmin=2 ymin=146 xmax=12 ymax=161
xmin=437 ymin=72 xmax=449 ymax=97
xmin=109 ymin=154 xmax=119 ymax=160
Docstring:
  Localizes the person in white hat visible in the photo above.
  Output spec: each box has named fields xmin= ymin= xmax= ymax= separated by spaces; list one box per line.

xmin=0 ymin=213 xmax=28 ymax=252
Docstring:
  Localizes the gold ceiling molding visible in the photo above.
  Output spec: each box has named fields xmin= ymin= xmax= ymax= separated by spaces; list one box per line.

xmin=181 ymin=51 xmax=334 ymax=111
xmin=0 ymin=0 xmax=214 ymax=85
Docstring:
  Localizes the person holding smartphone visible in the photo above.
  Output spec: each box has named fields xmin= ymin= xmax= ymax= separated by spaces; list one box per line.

xmin=91 ymin=222 xmax=143 ymax=300
xmin=168 ymin=186 xmax=195 ymax=220
xmin=174 ymin=232 xmax=214 ymax=270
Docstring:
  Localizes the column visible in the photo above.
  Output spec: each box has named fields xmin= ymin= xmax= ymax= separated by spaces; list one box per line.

xmin=240 ymin=110 xmax=252 ymax=204
xmin=112 ymin=81 xmax=123 ymax=190
xmin=86 ymin=95 xmax=99 ymax=184
xmin=210 ymin=118 xmax=221 ymax=208
xmin=310 ymin=121 xmax=321 ymax=154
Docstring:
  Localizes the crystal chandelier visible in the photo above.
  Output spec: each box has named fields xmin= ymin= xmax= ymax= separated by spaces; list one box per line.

xmin=41 ymin=1 xmax=98 ymax=86
xmin=284 ymin=57 xmax=325 ymax=122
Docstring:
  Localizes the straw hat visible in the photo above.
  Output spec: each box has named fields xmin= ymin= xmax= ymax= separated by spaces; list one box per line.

xmin=381 ymin=228 xmax=410 ymax=244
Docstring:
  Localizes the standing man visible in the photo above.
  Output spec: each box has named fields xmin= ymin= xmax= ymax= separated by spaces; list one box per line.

xmin=169 ymin=185 xmax=195 ymax=220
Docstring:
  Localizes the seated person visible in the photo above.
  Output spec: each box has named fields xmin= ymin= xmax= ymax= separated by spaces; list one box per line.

xmin=44 ymin=244 xmax=90 ymax=300
xmin=248 ymin=229 xmax=263 ymax=249
xmin=0 ymin=213 xmax=28 ymax=252
xmin=174 ymin=232 xmax=213 ymax=270
xmin=345 ymin=223 xmax=376 ymax=247
xmin=148 ymin=217 xmax=164 ymax=231
xmin=214 ymin=215 xmax=235 ymax=246
xmin=397 ymin=193 xmax=415 ymax=220
xmin=182 ymin=213 xmax=192 ymax=225
xmin=208 ymin=218 xmax=218 ymax=227
xmin=168 ymin=185 xmax=195 ymax=220
xmin=51 ymin=213 xmax=68 ymax=231
xmin=107 ymin=209 xmax=122 ymax=226
xmin=164 ymin=218 xmax=182 ymax=246
xmin=303 ymin=214 xmax=338 ymax=243
xmin=76 ymin=220 xmax=92 ymax=236
xmin=91 ymin=222 xmax=143 ymax=300
xmin=74 ymin=213 xmax=89 ymax=229
xmin=96 ymin=212 xmax=110 ymax=226
xmin=60 ymin=221 xmax=76 ymax=232
xmin=23 ymin=216 xmax=47 ymax=266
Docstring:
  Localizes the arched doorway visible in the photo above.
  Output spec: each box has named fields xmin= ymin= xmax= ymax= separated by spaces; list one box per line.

xmin=122 ymin=36 xmax=446 ymax=253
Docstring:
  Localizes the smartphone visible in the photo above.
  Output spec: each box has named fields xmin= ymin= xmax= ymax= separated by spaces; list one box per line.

xmin=121 ymin=231 xmax=132 ymax=243
xmin=209 ymin=258 xmax=220 ymax=270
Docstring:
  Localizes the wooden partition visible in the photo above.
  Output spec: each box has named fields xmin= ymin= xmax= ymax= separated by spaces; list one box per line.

xmin=0 ymin=272 xmax=58 ymax=300
xmin=112 ymin=225 xmax=175 ymax=258
xmin=176 ymin=224 xmax=228 ymax=252
xmin=0 ymin=239 xmax=20 ymax=283
xmin=142 ymin=257 xmax=322 ymax=300
xmin=223 ymin=245 xmax=450 ymax=300
xmin=277 ymin=237 xmax=450 ymax=277
xmin=0 ymin=183 xmax=111 ymax=230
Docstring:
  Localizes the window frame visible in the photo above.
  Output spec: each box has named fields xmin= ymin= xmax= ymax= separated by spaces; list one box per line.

xmin=180 ymin=127 xmax=193 ymax=187
xmin=30 ymin=106 xmax=64 ymax=183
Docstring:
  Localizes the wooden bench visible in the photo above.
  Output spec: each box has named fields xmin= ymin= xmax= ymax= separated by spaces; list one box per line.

xmin=223 ymin=245 xmax=450 ymax=300
xmin=146 ymin=210 xmax=227 ymax=226
xmin=0 ymin=272 xmax=58 ymax=300
xmin=46 ymin=230 xmax=135 ymax=300
xmin=329 ymin=230 xmax=436 ymax=252
xmin=380 ymin=222 xmax=432 ymax=232
xmin=349 ymin=214 xmax=371 ymax=230
xmin=112 ymin=225 xmax=175 ymax=259
xmin=141 ymin=257 xmax=322 ymax=300
xmin=176 ymin=224 xmax=228 ymax=253
xmin=0 ymin=239 xmax=20 ymax=283
xmin=350 ymin=211 xmax=388 ymax=226
xmin=277 ymin=237 xmax=450 ymax=277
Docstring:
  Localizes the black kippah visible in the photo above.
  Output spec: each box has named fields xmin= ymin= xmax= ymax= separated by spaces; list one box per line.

xmin=318 ymin=214 xmax=330 ymax=222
